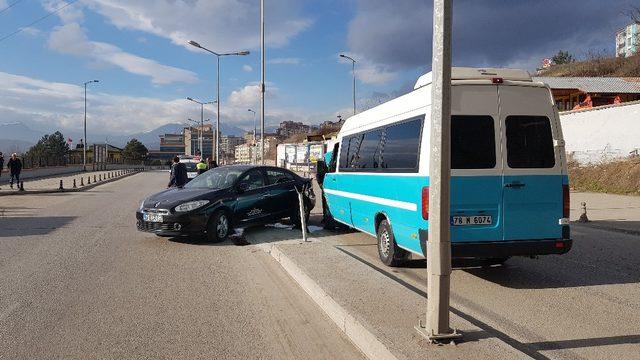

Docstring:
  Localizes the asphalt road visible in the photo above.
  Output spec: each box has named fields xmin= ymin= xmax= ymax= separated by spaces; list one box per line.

xmin=334 ymin=220 xmax=640 ymax=359
xmin=0 ymin=172 xmax=362 ymax=360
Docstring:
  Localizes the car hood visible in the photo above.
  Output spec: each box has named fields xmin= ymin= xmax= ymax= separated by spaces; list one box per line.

xmin=143 ymin=187 xmax=225 ymax=210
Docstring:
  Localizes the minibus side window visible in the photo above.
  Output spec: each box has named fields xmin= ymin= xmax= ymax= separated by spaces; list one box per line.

xmin=380 ymin=118 xmax=422 ymax=171
xmin=352 ymin=129 xmax=383 ymax=169
xmin=451 ymin=115 xmax=496 ymax=169
xmin=328 ymin=143 xmax=338 ymax=172
xmin=506 ymin=116 xmax=555 ymax=169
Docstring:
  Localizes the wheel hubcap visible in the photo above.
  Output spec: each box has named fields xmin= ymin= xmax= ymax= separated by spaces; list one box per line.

xmin=217 ymin=215 xmax=229 ymax=237
xmin=379 ymin=229 xmax=390 ymax=258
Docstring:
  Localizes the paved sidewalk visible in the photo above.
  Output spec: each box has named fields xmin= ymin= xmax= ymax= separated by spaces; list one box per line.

xmin=571 ymin=192 xmax=640 ymax=234
xmin=0 ymin=169 xmax=137 ymax=195
xmin=241 ymin=227 xmax=528 ymax=360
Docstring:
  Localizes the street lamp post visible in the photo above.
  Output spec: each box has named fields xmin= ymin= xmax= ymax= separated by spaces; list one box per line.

xmin=339 ymin=54 xmax=357 ymax=116
xmin=83 ymin=80 xmax=99 ymax=171
xmin=188 ymin=40 xmax=249 ymax=164
xmin=248 ymin=109 xmax=257 ymax=164
xmin=187 ymin=97 xmax=215 ymax=158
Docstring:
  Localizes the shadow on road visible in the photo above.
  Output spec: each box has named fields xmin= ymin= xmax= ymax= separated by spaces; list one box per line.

xmin=0 ymin=216 xmax=76 ymax=237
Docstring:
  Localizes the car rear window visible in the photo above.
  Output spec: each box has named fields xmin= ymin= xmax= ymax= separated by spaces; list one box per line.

xmin=506 ymin=116 xmax=555 ymax=169
xmin=451 ymin=115 xmax=496 ymax=169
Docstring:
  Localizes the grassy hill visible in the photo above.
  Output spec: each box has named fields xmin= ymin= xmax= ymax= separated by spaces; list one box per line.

xmin=540 ymin=55 xmax=640 ymax=77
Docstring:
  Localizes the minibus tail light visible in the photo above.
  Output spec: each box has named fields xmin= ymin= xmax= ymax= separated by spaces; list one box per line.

xmin=422 ymin=187 xmax=429 ymax=220
xmin=563 ymin=184 xmax=570 ymax=218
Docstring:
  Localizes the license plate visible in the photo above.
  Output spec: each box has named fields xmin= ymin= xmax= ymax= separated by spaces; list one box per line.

xmin=452 ymin=215 xmax=492 ymax=226
xmin=143 ymin=213 xmax=163 ymax=223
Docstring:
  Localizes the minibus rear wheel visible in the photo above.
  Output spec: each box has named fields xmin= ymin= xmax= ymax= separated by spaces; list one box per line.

xmin=377 ymin=219 xmax=409 ymax=267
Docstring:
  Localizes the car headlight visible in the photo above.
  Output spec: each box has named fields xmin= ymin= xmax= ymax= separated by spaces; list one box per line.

xmin=139 ymin=200 xmax=146 ymax=210
xmin=174 ymin=200 xmax=210 ymax=213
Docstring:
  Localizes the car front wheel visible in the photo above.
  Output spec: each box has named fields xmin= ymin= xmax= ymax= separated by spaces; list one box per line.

xmin=207 ymin=211 xmax=231 ymax=243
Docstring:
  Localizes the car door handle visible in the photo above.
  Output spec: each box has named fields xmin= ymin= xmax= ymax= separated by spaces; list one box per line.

xmin=505 ymin=182 xmax=525 ymax=188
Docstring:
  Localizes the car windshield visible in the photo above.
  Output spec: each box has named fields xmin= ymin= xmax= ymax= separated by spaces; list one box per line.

xmin=181 ymin=162 xmax=198 ymax=172
xmin=185 ymin=167 xmax=245 ymax=189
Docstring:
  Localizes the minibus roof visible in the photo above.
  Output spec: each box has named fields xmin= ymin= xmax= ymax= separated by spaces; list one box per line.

xmin=414 ymin=67 xmax=532 ymax=89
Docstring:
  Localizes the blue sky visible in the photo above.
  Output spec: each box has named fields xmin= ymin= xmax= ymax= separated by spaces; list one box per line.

xmin=0 ymin=0 xmax=635 ymax=137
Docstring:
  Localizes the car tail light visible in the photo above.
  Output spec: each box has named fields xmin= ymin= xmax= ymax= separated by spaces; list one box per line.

xmin=555 ymin=241 xmax=565 ymax=249
xmin=492 ymin=77 xmax=504 ymax=84
xmin=563 ymin=184 xmax=570 ymax=218
xmin=422 ymin=187 xmax=429 ymax=220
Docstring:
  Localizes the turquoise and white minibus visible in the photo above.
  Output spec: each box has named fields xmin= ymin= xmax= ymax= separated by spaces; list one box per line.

xmin=323 ymin=68 xmax=571 ymax=266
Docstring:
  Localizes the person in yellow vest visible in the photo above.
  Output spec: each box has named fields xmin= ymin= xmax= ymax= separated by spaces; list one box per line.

xmin=196 ymin=159 xmax=208 ymax=175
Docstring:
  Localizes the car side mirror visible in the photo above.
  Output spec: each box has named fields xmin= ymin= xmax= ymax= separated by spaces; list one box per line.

xmin=237 ymin=182 xmax=249 ymax=193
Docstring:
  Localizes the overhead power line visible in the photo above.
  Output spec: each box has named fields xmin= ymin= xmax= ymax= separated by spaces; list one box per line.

xmin=0 ymin=0 xmax=80 ymax=44
xmin=0 ymin=0 xmax=26 ymax=15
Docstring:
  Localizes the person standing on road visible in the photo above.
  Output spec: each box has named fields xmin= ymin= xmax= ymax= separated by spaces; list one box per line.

xmin=7 ymin=153 xmax=22 ymax=190
xmin=196 ymin=158 xmax=208 ymax=175
xmin=168 ymin=156 xmax=188 ymax=188
xmin=0 ymin=152 xmax=4 ymax=190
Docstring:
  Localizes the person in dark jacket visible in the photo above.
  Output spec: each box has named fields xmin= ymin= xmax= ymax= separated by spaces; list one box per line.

xmin=7 ymin=153 xmax=22 ymax=190
xmin=0 ymin=152 xmax=4 ymax=190
xmin=168 ymin=156 xmax=188 ymax=188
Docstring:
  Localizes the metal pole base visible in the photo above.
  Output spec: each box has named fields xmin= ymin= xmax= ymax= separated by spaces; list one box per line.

xmin=415 ymin=321 xmax=462 ymax=344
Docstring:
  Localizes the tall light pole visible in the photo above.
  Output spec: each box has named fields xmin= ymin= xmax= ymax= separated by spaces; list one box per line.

xmin=415 ymin=0 xmax=461 ymax=343
xmin=83 ymin=80 xmax=99 ymax=171
xmin=188 ymin=40 xmax=249 ymax=164
xmin=339 ymin=54 xmax=357 ymax=116
xmin=248 ymin=109 xmax=257 ymax=164
xmin=186 ymin=97 xmax=215 ymax=158
xmin=260 ymin=0 xmax=265 ymax=165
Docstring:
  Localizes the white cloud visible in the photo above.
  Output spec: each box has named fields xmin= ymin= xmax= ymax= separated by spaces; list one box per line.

xmin=0 ymin=71 xmax=338 ymax=138
xmin=242 ymin=64 xmax=253 ymax=72
xmin=43 ymin=0 xmax=85 ymax=24
xmin=268 ymin=57 xmax=301 ymax=65
xmin=48 ymin=23 xmax=198 ymax=85
xmin=84 ymin=0 xmax=311 ymax=51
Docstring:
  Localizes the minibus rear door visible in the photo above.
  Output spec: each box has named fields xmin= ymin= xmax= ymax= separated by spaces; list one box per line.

xmin=450 ymin=85 xmax=504 ymax=243
xmin=498 ymin=85 xmax=564 ymax=241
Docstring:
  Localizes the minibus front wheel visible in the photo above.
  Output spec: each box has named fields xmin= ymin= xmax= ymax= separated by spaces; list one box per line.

xmin=377 ymin=219 xmax=409 ymax=267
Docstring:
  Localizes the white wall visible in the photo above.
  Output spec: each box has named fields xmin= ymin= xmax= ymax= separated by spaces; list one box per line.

xmin=560 ymin=101 xmax=640 ymax=164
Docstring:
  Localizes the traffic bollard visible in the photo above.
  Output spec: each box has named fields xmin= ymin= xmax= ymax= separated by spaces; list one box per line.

xmin=578 ymin=202 xmax=589 ymax=223
xmin=19 ymin=181 xmax=25 ymax=192
xmin=80 ymin=177 xmax=84 ymax=186
xmin=59 ymin=180 xmax=64 ymax=190
xmin=99 ymin=174 xmax=102 ymax=181
xmin=88 ymin=176 xmax=91 ymax=185
xmin=94 ymin=175 xmax=97 ymax=182
xmin=73 ymin=179 xmax=77 ymax=188
xmin=296 ymin=186 xmax=309 ymax=242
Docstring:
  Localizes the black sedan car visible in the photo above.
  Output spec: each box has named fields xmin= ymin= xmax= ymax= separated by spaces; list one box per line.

xmin=136 ymin=165 xmax=315 ymax=242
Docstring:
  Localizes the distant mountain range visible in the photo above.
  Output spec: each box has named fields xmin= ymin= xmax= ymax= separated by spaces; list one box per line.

xmin=0 ymin=121 xmax=248 ymax=153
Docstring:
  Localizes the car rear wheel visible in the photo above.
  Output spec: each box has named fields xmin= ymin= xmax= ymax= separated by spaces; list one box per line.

xmin=377 ymin=219 xmax=409 ymax=267
xmin=207 ymin=211 xmax=231 ymax=243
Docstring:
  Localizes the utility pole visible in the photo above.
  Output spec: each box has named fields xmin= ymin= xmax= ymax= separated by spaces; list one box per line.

xmin=339 ymin=54 xmax=357 ymax=115
xmin=260 ymin=0 xmax=266 ymax=165
xmin=83 ymin=80 xmax=99 ymax=171
xmin=248 ymin=109 xmax=257 ymax=164
xmin=415 ymin=0 xmax=461 ymax=343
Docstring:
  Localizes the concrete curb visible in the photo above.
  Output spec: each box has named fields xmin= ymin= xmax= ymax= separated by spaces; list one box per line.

xmin=0 ymin=171 xmax=142 ymax=197
xmin=264 ymin=243 xmax=398 ymax=360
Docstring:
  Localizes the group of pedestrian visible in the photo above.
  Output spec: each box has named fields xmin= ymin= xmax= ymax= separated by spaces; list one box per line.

xmin=0 ymin=152 xmax=22 ymax=190
xmin=168 ymin=156 xmax=218 ymax=189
